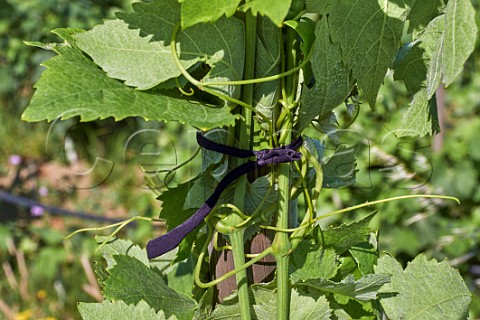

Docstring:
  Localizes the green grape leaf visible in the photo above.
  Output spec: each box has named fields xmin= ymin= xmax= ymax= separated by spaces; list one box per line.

xmin=328 ymin=0 xmax=406 ymax=108
xmin=21 ymin=46 xmax=236 ymax=130
xmin=94 ymin=236 xmax=149 ymax=270
xmin=200 ymin=129 xmax=229 ymax=172
xmin=290 ymin=246 xmax=337 ymax=283
xmin=439 ymin=0 xmax=477 ymax=87
xmin=112 ymin=0 xmax=245 ymax=98
xmin=297 ymin=17 xmax=354 ymax=131
xmin=209 ymin=284 xmax=272 ymax=319
xmin=104 ymin=255 xmax=196 ymax=320
xmin=244 ymin=175 xmax=277 ymax=216
xmin=241 ymin=0 xmax=292 ymax=27
xmin=78 ymin=300 xmax=175 ymax=320
xmin=322 ymin=145 xmax=357 ymax=189
xmin=255 ymin=289 xmax=332 ymax=320
xmin=320 ymin=212 xmax=376 ymax=254
xmin=156 ymin=180 xmax=200 ymax=261
xmin=423 ymin=16 xmax=446 ymax=98
xmin=393 ymin=41 xmax=428 ymax=93
xmin=211 ymin=284 xmax=332 ymax=319
xmin=296 ymin=274 xmax=391 ymax=302
xmin=284 ymin=17 xmax=316 ymax=55
xmin=184 ymin=171 xmax=276 ymax=217
xmin=179 ymin=0 xmax=241 ymax=29
xmin=426 ymin=0 xmax=477 ymax=96
xmin=376 ymin=254 xmax=471 ymax=320
xmin=393 ymin=18 xmax=442 ymax=137
xmin=288 ymin=290 xmax=332 ymax=320
xmin=75 ymin=19 xmax=193 ymax=91
xmin=52 ymin=27 xmax=86 ymax=47
xmin=253 ymin=16 xmax=282 ymax=122
xmin=407 ymin=0 xmax=445 ymax=37
xmin=79 ymin=0 xmax=244 ymax=99
xmin=164 ymin=256 xmax=196 ymax=297
xmin=193 ymin=288 xmax=215 ymax=320
xmin=158 ymin=180 xmax=197 ymax=229
xmin=398 ymin=89 xmax=440 ymax=137
xmin=349 ymin=241 xmax=378 ymax=276
xmin=184 ymin=172 xmax=216 ymax=209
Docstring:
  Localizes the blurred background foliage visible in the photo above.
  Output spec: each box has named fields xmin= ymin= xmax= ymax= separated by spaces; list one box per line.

xmin=0 ymin=0 xmax=479 ymax=319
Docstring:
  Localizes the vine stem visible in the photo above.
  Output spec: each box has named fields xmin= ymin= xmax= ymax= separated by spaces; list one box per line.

xmin=273 ymin=25 xmax=299 ymax=320
xmin=219 ymin=11 xmax=258 ymax=320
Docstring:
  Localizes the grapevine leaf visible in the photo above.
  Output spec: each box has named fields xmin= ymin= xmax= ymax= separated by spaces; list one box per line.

xmin=398 ymin=89 xmax=440 ymax=137
xmin=244 ymin=175 xmax=277 ymax=216
xmin=319 ymin=212 xmax=376 ymax=254
xmin=296 ymin=274 xmax=391 ymax=302
xmin=284 ymin=17 xmax=316 ymax=55
xmin=157 ymin=180 xmax=200 ymax=261
xmin=297 ymin=17 xmax=353 ymax=131
xmin=114 ymin=0 xmax=245 ymax=98
xmin=103 ymin=255 xmax=196 ymax=320
xmin=208 ymin=284 xmax=274 ymax=319
xmin=288 ymin=291 xmax=332 ymax=320
xmin=393 ymin=41 xmax=428 ymax=93
xmin=393 ymin=17 xmax=442 ymax=137
xmin=440 ymin=0 xmax=477 ymax=87
xmin=21 ymin=46 xmax=236 ymax=130
xmin=94 ymin=236 xmax=149 ymax=270
xmin=193 ymin=288 xmax=215 ymax=320
xmin=328 ymin=0 xmax=406 ymax=107
xmin=253 ymin=16 xmax=282 ymax=122
xmin=407 ymin=0 xmax=445 ymax=37
xmin=349 ymin=241 xmax=378 ymax=276
xmin=255 ymin=289 xmax=332 ymax=320
xmin=290 ymin=246 xmax=338 ymax=283
xmin=240 ymin=0 xmax=292 ymax=27
xmin=306 ymin=0 xmax=331 ymax=14
xmin=78 ymin=300 xmax=175 ymax=320
xmin=158 ymin=180 xmax=196 ymax=229
xmin=184 ymin=172 xmax=216 ymax=210
xmin=425 ymin=16 xmax=446 ymax=98
xmin=164 ymin=256 xmax=196 ymax=297
xmin=174 ymin=230 xmax=201 ymax=263
xmin=79 ymin=1 xmax=244 ymax=99
xmin=303 ymin=136 xmax=325 ymax=161
xmin=210 ymin=284 xmax=332 ymax=319
xmin=75 ymin=19 xmax=193 ymax=91
xmin=200 ymin=129 xmax=229 ymax=172
xmin=184 ymin=171 xmax=276 ymax=217
xmin=51 ymin=28 xmax=86 ymax=47
xmin=376 ymin=254 xmax=471 ymax=320
xmin=179 ymin=0 xmax=241 ymax=29
xmin=426 ymin=0 xmax=477 ymax=96
xmin=322 ymin=145 xmax=357 ymax=189
xmin=312 ymin=112 xmax=341 ymax=145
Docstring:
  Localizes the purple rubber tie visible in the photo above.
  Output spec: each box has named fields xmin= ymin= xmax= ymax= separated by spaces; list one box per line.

xmin=146 ymin=132 xmax=303 ymax=259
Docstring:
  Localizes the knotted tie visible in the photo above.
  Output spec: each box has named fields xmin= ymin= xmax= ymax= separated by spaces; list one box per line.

xmin=146 ymin=132 xmax=303 ymax=259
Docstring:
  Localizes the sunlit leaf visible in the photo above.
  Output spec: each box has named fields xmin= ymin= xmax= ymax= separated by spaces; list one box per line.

xmin=21 ymin=46 xmax=236 ymax=130
xmin=376 ymin=254 xmax=471 ymax=320
xmin=78 ymin=300 xmax=175 ymax=320
xmin=241 ymin=0 xmax=292 ymax=27
xmin=179 ymin=0 xmax=241 ymax=29
xmin=296 ymin=17 xmax=353 ymax=131
xmin=296 ymin=274 xmax=391 ymax=302
xmin=328 ymin=0 xmax=406 ymax=108
xmin=104 ymin=255 xmax=196 ymax=320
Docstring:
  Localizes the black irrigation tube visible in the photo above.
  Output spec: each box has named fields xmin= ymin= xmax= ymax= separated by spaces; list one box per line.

xmin=0 ymin=190 xmax=126 ymax=224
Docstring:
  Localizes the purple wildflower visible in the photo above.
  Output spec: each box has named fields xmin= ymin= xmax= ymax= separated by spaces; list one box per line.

xmin=9 ymin=154 xmax=22 ymax=166
xmin=30 ymin=205 xmax=45 ymax=217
